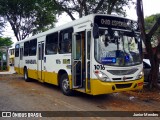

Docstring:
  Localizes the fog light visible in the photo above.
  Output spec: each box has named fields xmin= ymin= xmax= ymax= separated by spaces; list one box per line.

xmin=112 ymin=86 xmax=115 ymax=91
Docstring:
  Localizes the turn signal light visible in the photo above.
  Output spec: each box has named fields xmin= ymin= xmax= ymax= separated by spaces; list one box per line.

xmin=138 ymin=82 xmax=143 ymax=86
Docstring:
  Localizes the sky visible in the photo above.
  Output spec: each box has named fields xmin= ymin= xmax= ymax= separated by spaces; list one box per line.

xmin=127 ymin=0 xmax=160 ymax=20
xmin=2 ymin=0 xmax=160 ymax=47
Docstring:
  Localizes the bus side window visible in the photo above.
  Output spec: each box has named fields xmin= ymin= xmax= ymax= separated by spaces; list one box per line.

xmin=87 ymin=31 xmax=91 ymax=60
xmin=45 ymin=32 xmax=58 ymax=55
xmin=15 ymin=44 xmax=20 ymax=57
xmin=24 ymin=41 xmax=30 ymax=56
xmin=59 ymin=27 xmax=73 ymax=54
xmin=29 ymin=39 xmax=37 ymax=56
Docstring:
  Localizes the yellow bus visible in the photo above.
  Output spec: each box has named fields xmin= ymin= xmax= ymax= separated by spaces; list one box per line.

xmin=14 ymin=14 xmax=144 ymax=96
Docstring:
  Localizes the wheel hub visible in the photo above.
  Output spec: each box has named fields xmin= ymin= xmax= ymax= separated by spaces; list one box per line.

xmin=62 ymin=79 xmax=69 ymax=92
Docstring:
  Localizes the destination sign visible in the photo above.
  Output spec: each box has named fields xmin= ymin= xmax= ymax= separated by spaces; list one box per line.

xmin=94 ymin=15 xmax=139 ymax=31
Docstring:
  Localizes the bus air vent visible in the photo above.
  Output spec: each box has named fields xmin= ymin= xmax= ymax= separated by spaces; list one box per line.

xmin=115 ymin=83 xmax=132 ymax=89
xmin=112 ymin=77 xmax=133 ymax=81
xmin=107 ymin=68 xmax=138 ymax=75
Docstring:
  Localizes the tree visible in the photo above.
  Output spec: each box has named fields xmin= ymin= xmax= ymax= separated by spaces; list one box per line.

xmin=0 ymin=37 xmax=13 ymax=59
xmin=0 ymin=17 xmax=5 ymax=35
xmin=0 ymin=37 xmax=13 ymax=70
xmin=137 ymin=0 xmax=160 ymax=90
xmin=53 ymin=0 xmax=135 ymax=20
xmin=145 ymin=14 xmax=160 ymax=38
xmin=0 ymin=36 xmax=13 ymax=60
xmin=0 ymin=37 xmax=13 ymax=48
xmin=0 ymin=0 xmax=57 ymax=41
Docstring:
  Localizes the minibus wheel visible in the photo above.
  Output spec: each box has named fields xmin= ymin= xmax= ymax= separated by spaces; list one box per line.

xmin=60 ymin=74 xmax=73 ymax=96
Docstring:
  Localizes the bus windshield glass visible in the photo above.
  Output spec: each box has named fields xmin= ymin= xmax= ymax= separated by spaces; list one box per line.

xmin=94 ymin=29 xmax=142 ymax=67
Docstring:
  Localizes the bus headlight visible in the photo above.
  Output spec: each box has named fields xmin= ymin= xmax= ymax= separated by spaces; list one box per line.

xmin=94 ymin=71 xmax=111 ymax=82
xmin=135 ymin=70 xmax=144 ymax=80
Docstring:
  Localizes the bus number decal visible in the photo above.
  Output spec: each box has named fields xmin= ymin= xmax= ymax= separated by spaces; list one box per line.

xmin=94 ymin=65 xmax=105 ymax=70
xmin=25 ymin=60 xmax=36 ymax=64
xmin=63 ymin=59 xmax=70 ymax=64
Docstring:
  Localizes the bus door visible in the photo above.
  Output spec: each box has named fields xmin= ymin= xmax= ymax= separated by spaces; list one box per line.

xmin=19 ymin=46 xmax=23 ymax=74
xmin=85 ymin=30 xmax=91 ymax=92
xmin=72 ymin=32 xmax=83 ymax=88
xmin=72 ymin=30 xmax=91 ymax=92
xmin=37 ymin=41 xmax=44 ymax=81
xmin=15 ymin=44 xmax=20 ymax=74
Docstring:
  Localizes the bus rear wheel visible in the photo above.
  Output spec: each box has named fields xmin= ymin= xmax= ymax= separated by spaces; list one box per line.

xmin=60 ymin=74 xmax=73 ymax=96
xmin=24 ymin=68 xmax=30 ymax=82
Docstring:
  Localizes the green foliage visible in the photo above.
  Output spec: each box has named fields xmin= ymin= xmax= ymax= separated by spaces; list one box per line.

xmin=0 ymin=0 xmax=57 ymax=41
xmin=0 ymin=63 xmax=7 ymax=70
xmin=0 ymin=37 xmax=12 ymax=59
xmin=0 ymin=37 xmax=11 ymax=72
xmin=53 ymin=0 xmax=134 ymax=20
xmin=145 ymin=13 xmax=160 ymax=37
xmin=144 ymin=14 xmax=160 ymax=48
xmin=32 ymin=0 xmax=57 ymax=35
xmin=0 ymin=37 xmax=13 ymax=47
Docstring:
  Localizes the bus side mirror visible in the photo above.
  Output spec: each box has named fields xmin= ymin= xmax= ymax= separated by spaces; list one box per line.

xmin=93 ymin=24 xmax=99 ymax=39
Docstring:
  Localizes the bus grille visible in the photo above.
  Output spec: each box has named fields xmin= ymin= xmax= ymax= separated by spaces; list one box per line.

xmin=107 ymin=68 xmax=138 ymax=75
xmin=112 ymin=77 xmax=133 ymax=81
xmin=115 ymin=83 xmax=132 ymax=89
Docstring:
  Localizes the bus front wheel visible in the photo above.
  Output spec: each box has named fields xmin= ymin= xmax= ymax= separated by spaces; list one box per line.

xmin=60 ymin=74 xmax=73 ymax=96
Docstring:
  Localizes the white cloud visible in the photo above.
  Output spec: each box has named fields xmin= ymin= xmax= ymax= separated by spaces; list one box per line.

xmin=2 ymin=22 xmax=16 ymax=47
xmin=143 ymin=0 xmax=160 ymax=17
xmin=126 ymin=0 xmax=160 ymax=20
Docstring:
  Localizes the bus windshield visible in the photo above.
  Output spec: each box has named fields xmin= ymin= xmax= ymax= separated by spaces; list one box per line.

xmin=94 ymin=29 xmax=142 ymax=67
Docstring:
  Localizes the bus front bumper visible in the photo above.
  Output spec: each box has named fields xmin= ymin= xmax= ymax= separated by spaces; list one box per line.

xmin=90 ymin=77 xmax=144 ymax=95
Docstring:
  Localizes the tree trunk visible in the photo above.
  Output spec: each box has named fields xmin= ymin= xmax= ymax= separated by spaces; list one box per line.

xmin=148 ymin=56 xmax=159 ymax=90
xmin=150 ymin=42 xmax=160 ymax=90
xmin=137 ymin=0 xmax=160 ymax=90
xmin=145 ymin=35 xmax=159 ymax=90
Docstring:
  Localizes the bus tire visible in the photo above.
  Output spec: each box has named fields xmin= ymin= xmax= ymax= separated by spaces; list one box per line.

xmin=60 ymin=74 xmax=73 ymax=96
xmin=24 ymin=68 xmax=30 ymax=82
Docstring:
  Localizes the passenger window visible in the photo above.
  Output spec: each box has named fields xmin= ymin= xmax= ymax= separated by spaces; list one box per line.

xmin=59 ymin=28 xmax=73 ymax=54
xmin=29 ymin=39 xmax=37 ymax=56
xmin=15 ymin=44 xmax=20 ymax=57
xmin=45 ymin=32 xmax=58 ymax=55
xmin=24 ymin=41 xmax=30 ymax=56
